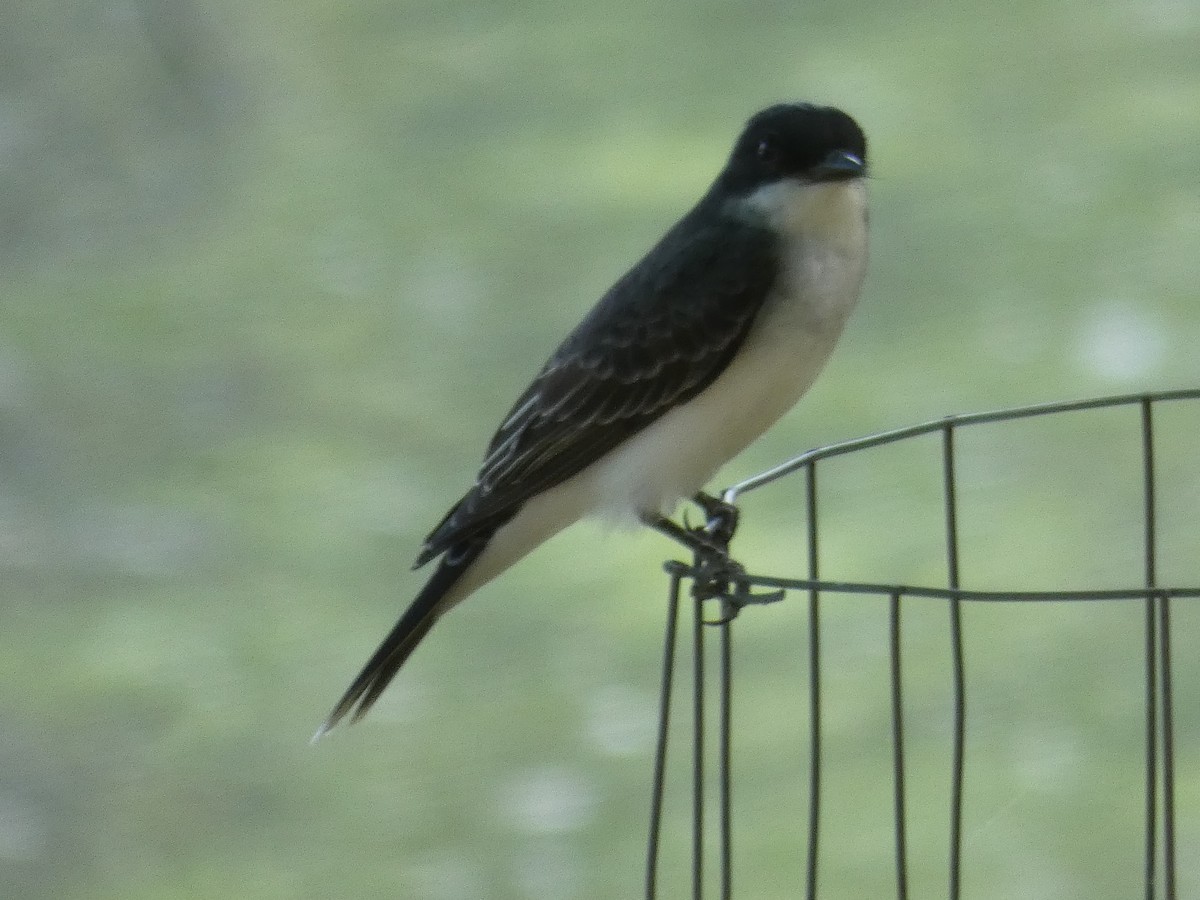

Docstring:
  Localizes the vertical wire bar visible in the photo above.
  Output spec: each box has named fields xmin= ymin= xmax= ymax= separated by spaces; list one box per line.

xmin=1145 ymin=398 xmax=1176 ymax=900
xmin=1143 ymin=593 xmax=1158 ymax=900
xmin=719 ymin=620 xmax=733 ymax=900
xmin=889 ymin=591 xmax=909 ymax=900
xmin=693 ymin=594 xmax=706 ymax=900
xmin=1156 ymin=592 xmax=1176 ymax=900
xmin=1158 ymin=594 xmax=1176 ymax=900
xmin=646 ymin=570 xmax=684 ymax=900
xmin=1140 ymin=398 xmax=1165 ymax=900
xmin=805 ymin=461 xmax=822 ymax=900
xmin=941 ymin=424 xmax=965 ymax=900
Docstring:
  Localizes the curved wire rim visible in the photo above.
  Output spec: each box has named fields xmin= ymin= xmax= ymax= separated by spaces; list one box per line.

xmin=723 ymin=387 xmax=1200 ymax=504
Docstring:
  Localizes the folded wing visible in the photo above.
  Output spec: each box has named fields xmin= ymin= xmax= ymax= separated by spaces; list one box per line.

xmin=416 ymin=214 xmax=779 ymax=566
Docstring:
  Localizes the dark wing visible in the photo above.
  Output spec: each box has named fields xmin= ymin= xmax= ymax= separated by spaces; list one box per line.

xmin=415 ymin=212 xmax=779 ymax=566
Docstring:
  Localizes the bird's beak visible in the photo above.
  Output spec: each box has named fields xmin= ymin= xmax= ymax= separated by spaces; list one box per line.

xmin=813 ymin=149 xmax=866 ymax=181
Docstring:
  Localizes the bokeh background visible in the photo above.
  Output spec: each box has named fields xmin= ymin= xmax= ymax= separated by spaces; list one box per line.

xmin=3 ymin=0 xmax=1199 ymax=897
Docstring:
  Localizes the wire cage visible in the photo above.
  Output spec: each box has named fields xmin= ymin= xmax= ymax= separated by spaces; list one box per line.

xmin=644 ymin=389 xmax=1200 ymax=900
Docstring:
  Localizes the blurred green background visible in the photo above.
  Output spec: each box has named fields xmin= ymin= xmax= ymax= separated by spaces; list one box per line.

xmin=3 ymin=0 xmax=1199 ymax=897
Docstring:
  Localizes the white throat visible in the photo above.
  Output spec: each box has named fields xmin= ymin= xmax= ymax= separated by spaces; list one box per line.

xmin=739 ymin=177 xmax=869 ymax=331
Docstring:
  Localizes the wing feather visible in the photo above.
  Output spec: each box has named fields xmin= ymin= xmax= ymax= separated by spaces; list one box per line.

xmin=415 ymin=212 xmax=779 ymax=566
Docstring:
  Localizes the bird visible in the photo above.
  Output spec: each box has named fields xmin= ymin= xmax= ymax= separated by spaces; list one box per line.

xmin=316 ymin=102 xmax=869 ymax=737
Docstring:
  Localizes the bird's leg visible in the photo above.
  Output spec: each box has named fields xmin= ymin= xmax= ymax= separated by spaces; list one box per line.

xmin=641 ymin=513 xmax=729 ymax=559
xmin=645 ymin=501 xmax=783 ymax=623
xmin=643 ymin=510 xmax=754 ymax=619
xmin=689 ymin=495 xmax=789 ymax=622
xmin=691 ymin=491 xmax=740 ymax=547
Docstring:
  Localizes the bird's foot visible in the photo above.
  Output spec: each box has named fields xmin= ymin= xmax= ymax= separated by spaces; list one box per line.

xmin=691 ymin=492 xmax=740 ymax=546
xmin=647 ymin=502 xmax=784 ymax=622
xmin=691 ymin=554 xmax=786 ymax=624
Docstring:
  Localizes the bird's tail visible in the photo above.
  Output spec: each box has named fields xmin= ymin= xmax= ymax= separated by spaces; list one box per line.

xmin=313 ymin=540 xmax=488 ymax=740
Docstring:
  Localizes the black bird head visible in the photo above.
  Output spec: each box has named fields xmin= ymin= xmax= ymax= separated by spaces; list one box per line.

xmin=717 ymin=103 xmax=868 ymax=196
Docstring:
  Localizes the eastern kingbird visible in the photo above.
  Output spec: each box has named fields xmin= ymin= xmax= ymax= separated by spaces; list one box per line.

xmin=317 ymin=102 xmax=868 ymax=735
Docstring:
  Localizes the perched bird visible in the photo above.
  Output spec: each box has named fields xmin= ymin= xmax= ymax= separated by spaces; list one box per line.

xmin=317 ymin=102 xmax=869 ymax=735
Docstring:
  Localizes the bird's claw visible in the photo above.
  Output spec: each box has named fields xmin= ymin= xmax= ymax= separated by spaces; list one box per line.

xmin=660 ymin=494 xmax=783 ymax=621
xmin=689 ymin=552 xmax=786 ymax=623
xmin=706 ymin=586 xmax=788 ymax=624
xmin=692 ymin=492 xmax=740 ymax=546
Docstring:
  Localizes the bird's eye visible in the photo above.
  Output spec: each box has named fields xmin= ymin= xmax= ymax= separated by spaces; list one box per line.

xmin=755 ymin=135 xmax=781 ymax=166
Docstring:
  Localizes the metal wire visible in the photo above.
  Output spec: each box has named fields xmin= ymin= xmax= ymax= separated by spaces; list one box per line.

xmin=721 ymin=388 xmax=1200 ymax=504
xmin=1159 ymin=596 xmax=1176 ymax=900
xmin=692 ymin=591 xmax=705 ymax=900
xmin=941 ymin=423 xmax=967 ymax=900
xmin=804 ymin=462 xmax=821 ymax=900
xmin=646 ymin=389 xmax=1198 ymax=899
xmin=888 ymin=591 xmax=908 ymax=900
xmin=1142 ymin=399 xmax=1159 ymax=900
xmin=644 ymin=568 xmax=681 ymax=900
xmin=719 ymin=618 xmax=733 ymax=900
